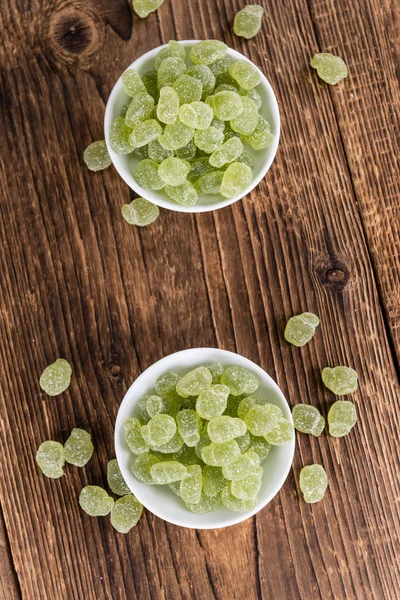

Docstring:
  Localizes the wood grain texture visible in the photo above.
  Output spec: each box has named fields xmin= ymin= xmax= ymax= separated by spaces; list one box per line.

xmin=0 ymin=0 xmax=399 ymax=599
xmin=0 ymin=508 xmax=20 ymax=600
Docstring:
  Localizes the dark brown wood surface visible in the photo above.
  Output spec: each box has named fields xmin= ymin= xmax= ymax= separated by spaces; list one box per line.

xmin=0 ymin=0 xmax=399 ymax=598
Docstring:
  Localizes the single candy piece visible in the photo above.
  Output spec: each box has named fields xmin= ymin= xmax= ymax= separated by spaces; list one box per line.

xmin=194 ymin=126 xmax=224 ymax=153
xmin=221 ymin=486 xmax=257 ymax=512
xmin=242 ymin=115 xmax=273 ymax=150
xmin=231 ymin=466 xmax=263 ymax=500
xmin=158 ymin=119 xmax=195 ymax=151
xmin=224 ymin=394 xmax=243 ymax=417
xmin=202 ymin=439 xmax=241 ymax=467
xmin=311 ymin=53 xmax=348 ymax=85
xmin=180 ymin=464 xmax=202 ymax=504
xmin=150 ymin=460 xmax=187 ymax=484
xmin=202 ymin=465 xmax=227 ymax=496
xmin=157 ymin=86 xmax=180 ymax=124
xmin=179 ymin=102 xmax=214 ymax=130
xmin=124 ymin=417 xmax=150 ymax=454
xmin=176 ymin=409 xmax=202 ymax=446
xmin=111 ymin=495 xmax=143 ymax=533
xmin=187 ymin=65 xmax=216 ymax=98
xmin=132 ymin=0 xmax=164 ymax=18
xmin=79 ymin=486 xmax=114 ymax=517
xmin=265 ymin=418 xmax=294 ymax=445
xmin=142 ymin=69 xmax=159 ymax=101
xmin=151 ymin=431 xmax=184 ymax=454
xmin=245 ymin=404 xmax=282 ymax=436
xmin=176 ymin=140 xmax=197 ymax=160
xmin=133 ymin=145 xmax=149 ymax=159
xmin=322 ymin=367 xmax=358 ymax=396
xmin=212 ymin=118 xmax=226 ymax=132
xmin=186 ymin=492 xmax=222 ymax=514
xmin=237 ymin=395 xmax=267 ymax=420
xmin=187 ymin=157 xmax=215 ymax=182
xmin=229 ymin=60 xmax=261 ymax=90
xmin=121 ymin=198 xmax=159 ymax=226
xmin=239 ymin=87 xmax=262 ymax=110
xmin=221 ymin=366 xmax=259 ymax=396
xmin=137 ymin=395 xmax=152 ymax=424
xmin=230 ymin=96 xmax=259 ymax=135
xmin=148 ymin=139 xmax=174 ymax=162
xmin=134 ymin=159 xmax=165 ymax=190
xmin=206 ymin=362 xmax=224 ymax=384
xmin=145 ymin=395 xmax=167 ymax=417
xmin=196 ymin=384 xmax=230 ymax=419
xmin=125 ymin=93 xmax=155 ymax=127
xmin=176 ymin=366 xmax=212 ymax=398
xmin=154 ymin=41 xmax=186 ymax=70
xmin=284 ymin=312 xmax=320 ymax=347
xmin=169 ymin=480 xmax=182 ymax=497
xmin=155 ymin=371 xmax=181 ymax=399
xmin=207 ymin=416 xmax=246 ymax=443
xmin=220 ymin=162 xmax=252 ymax=198
xmin=248 ymin=434 xmax=271 ymax=462
xmin=107 ymin=459 xmax=131 ymax=496
xmin=40 ymin=358 xmax=72 ymax=396
xmin=209 ymin=137 xmax=243 ymax=168
xmin=158 ymin=156 xmax=191 ymax=186
xmin=129 ymin=119 xmax=162 ymax=148
xmin=213 ymin=91 xmax=244 ymax=121
xmin=109 ymin=118 xmax=134 ymax=154
xmin=292 ymin=404 xmax=325 ymax=436
xmin=236 ymin=430 xmax=251 ymax=453
xmin=64 ymin=428 xmax=93 ymax=467
xmin=299 ymin=464 xmax=328 ymax=503
xmin=157 ymin=56 xmax=187 ymax=88
xmin=122 ymin=69 xmax=147 ymax=96
xmin=173 ymin=75 xmax=203 ymax=105
xmin=142 ymin=414 xmax=177 ymax=446
xmin=36 ymin=441 xmax=65 ymax=479
xmin=327 ymin=400 xmax=357 ymax=437
xmin=195 ymin=430 xmax=211 ymax=459
xmin=222 ymin=450 xmax=260 ymax=480
xmin=165 ymin=181 xmax=198 ymax=208
xmin=132 ymin=453 xmax=160 ymax=484
xmin=190 ymin=40 xmax=228 ymax=66
xmin=83 ymin=139 xmax=111 ymax=171
xmin=236 ymin=152 xmax=254 ymax=170
xmin=194 ymin=171 xmax=224 ymax=195
xmin=233 ymin=4 xmax=264 ymax=39
xmin=209 ymin=55 xmax=234 ymax=77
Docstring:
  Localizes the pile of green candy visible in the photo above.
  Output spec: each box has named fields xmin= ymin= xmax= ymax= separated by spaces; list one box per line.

xmin=125 ymin=363 xmax=294 ymax=513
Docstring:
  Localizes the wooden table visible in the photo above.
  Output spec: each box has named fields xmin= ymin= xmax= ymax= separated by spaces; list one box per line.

xmin=1 ymin=0 xmax=399 ymax=598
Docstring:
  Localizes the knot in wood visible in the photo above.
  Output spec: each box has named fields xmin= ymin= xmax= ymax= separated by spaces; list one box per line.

xmin=110 ymin=364 xmax=121 ymax=377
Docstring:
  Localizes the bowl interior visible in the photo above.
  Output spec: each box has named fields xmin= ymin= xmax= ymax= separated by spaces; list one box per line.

xmin=115 ymin=348 xmax=294 ymax=529
xmin=104 ymin=40 xmax=280 ymax=213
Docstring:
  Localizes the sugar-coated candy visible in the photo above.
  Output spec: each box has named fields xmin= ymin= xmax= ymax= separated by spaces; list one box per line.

xmin=154 ymin=41 xmax=186 ymax=70
xmin=141 ymin=69 xmax=159 ymax=101
xmin=229 ymin=60 xmax=261 ymax=90
xmin=176 ymin=409 xmax=202 ymax=446
xmin=132 ymin=0 xmax=165 ymax=18
xmin=157 ymin=56 xmax=187 ymax=88
xmin=248 ymin=435 xmax=271 ymax=463
xmin=231 ymin=466 xmax=263 ymax=500
xmin=322 ymin=366 xmax=358 ymax=396
xmin=292 ymin=404 xmax=325 ymax=436
xmin=125 ymin=93 xmax=155 ymax=127
xmin=224 ymin=394 xmax=243 ymax=417
xmin=215 ymin=71 xmax=239 ymax=89
xmin=186 ymin=492 xmax=222 ymax=513
xmin=299 ymin=464 xmax=328 ymax=503
xmin=209 ymin=55 xmax=234 ymax=77
xmin=202 ymin=439 xmax=241 ymax=467
xmin=143 ymin=414 xmax=176 ymax=446
xmin=157 ymin=86 xmax=180 ymax=124
xmin=151 ymin=431 xmax=184 ymax=454
xmin=175 ymin=443 xmax=203 ymax=466
xmin=187 ymin=65 xmax=216 ymax=98
xmin=236 ymin=152 xmax=254 ymax=169
xmin=214 ymin=83 xmax=238 ymax=94
xmin=111 ymin=495 xmax=143 ymax=533
xmin=124 ymin=417 xmax=150 ymax=454
xmin=207 ymin=416 xmax=246 ymax=443
xmin=165 ymin=182 xmax=198 ymax=206
xmin=311 ymin=53 xmax=348 ymax=85
xmin=129 ymin=119 xmax=162 ymax=148
xmin=230 ymin=96 xmax=259 ymax=135
xmin=194 ymin=126 xmax=224 ymax=153
xmin=120 ymin=103 xmax=130 ymax=117
xmin=209 ymin=137 xmax=243 ymax=168
xmin=40 ymin=358 xmax=72 ymax=396
xmin=221 ymin=486 xmax=257 ymax=512
xmin=173 ymin=75 xmax=203 ymax=104
xmin=202 ymin=465 xmax=227 ymax=496
xmin=36 ymin=441 xmax=65 ymax=479
xmin=244 ymin=404 xmax=281 ymax=436
xmin=148 ymin=139 xmax=174 ymax=162
xmin=175 ymin=140 xmax=197 ymax=160
xmin=134 ymin=159 xmax=165 ymax=190
xmin=222 ymin=450 xmax=260 ymax=480
xmin=239 ymin=87 xmax=262 ymax=110
xmin=237 ymin=395 xmax=267 ymax=420
xmin=121 ymin=198 xmax=159 ymax=226
xmin=109 ymin=118 xmax=134 ymax=154
xmin=190 ymin=40 xmax=228 ymax=66
xmin=107 ymin=459 xmax=131 ymax=496
xmin=83 ymin=140 xmax=112 ymax=172
xmin=179 ymin=102 xmax=214 ymax=130
xmin=213 ymin=91 xmax=244 ymax=121
xmin=169 ymin=480 xmax=182 ymax=497
xmin=155 ymin=371 xmax=180 ymax=399
xmin=158 ymin=119 xmax=195 ymax=151
xmin=265 ymin=418 xmax=294 ymax=445
xmin=145 ymin=395 xmax=167 ymax=417
xmin=284 ymin=312 xmax=320 ymax=347
xmin=122 ymin=69 xmax=147 ymax=96
xmin=150 ymin=460 xmax=187 ymax=484
xmin=221 ymin=366 xmax=259 ymax=396
xmin=132 ymin=453 xmax=160 ymax=484
xmin=233 ymin=5 xmax=264 ymax=39
xmin=196 ymin=384 xmax=230 ymax=419
xmin=79 ymin=486 xmax=114 ymax=517
xmin=194 ymin=171 xmax=224 ymax=195
xmin=206 ymin=362 xmax=224 ymax=384
xmin=242 ymin=116 xmax=273 ymax=150
xmin=133 ymin=144 xmax=149 ymax=159
xmin=236 ymin=430 xmax=251 ymax=452
xmin=137 ymin=395 xmax=152 ymax=423
xmin=158 ymin=156 xmax=191 ymax=185
xmin=176 ymin=366 xmax=212 ymax=398
xmin=195 ymin=430 xmax=211 ymax=459
xmin=64 ymin=428 xmax=93 ymax=467
xmin=212 ymin=118 xmax=226 ymax=132
xmin=327 ymin=400 xmax=356 ymax=437
xmin=180 ymin=464 xmax=202 ymax=504
xmin=220 ymin=162 xmax=252 ymax=198
xmin=187 ymin=157 xmax=214 ymax=182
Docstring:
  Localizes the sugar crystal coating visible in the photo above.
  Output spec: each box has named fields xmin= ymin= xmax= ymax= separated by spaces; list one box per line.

xmin=239 ymin=87 xmax=262 ymax=110
xmin=194 ymin=126 xmax=224 ymax=154
xmin=221 ymin=366 xmax=259 ymax=396
xmin=129 ymin=119 xmax=162 ymax=148
xmin=175 ymin=443 xmax=203 ymax=466
xmin=220 ymin=162 xmax=253 ymax=198
xmin=213 ymin=91 xmax=244 ymax=121
xmin=328 ymin=400 xmax=356 ymax=437
xmin=202 ymin=465 xmax=227 ymax=496
xmin=179 ymin=102 xmax=214 ymax=130
xmin=143 ymin=414 xmax=177 ymax=446
xmin=231 ymin=466 xmax=263 ymax=500
xmin=214 ymin=83 xmax=238 ymax=94
xmin=176 ymin=409 xmax=202 ymax=446
xmin=109 ymin=118 xmax=135 ymax=154
xmin=125 ymin=92 xmax=154 ymax=127
xmin=206 ymin=362 xmax=224 ymax=384
xmin=148 ymin=139 xmax=174 ymax=162
xmin=221 ymin=486 xmax=257 ymax=512
xmin=150 ymin=460 xmax=187 ymax=484
xmin=175 ymin=140 xmax=197 ymax=160
xmin=79 ymin=486 xmax=114 ymax=517
xmin=196 ymin=384 xmax=230 ymax=419
xmin=132 ymin=453 xmax=160 ymax=484
xmin=187 ymin=157 xmax=215 ymax=182
xmin=155 ymin=371 xmax=180 ymax=399
xmin=237 ymin=395 xmax=267 ymax=420
xmin=151 ymin=431 xmax=184 ymax=454
xmin=322 ymin=367 xmax=358 ymax=396
xmin=64 ymin=428 xmax=93 ymax=467
xmin=134 ymin=159 xmax=165 ymax=190
xmin=124 ymin=417 xmax=150 ymax=454
xmin=145 ymin=395 xmax=167 ymax=417
xmin=284 ymin=312 xmax=320 ymax=347
xmin=187 ymin=65 xmax=216 ymax=98
xmin=154 ymin=41 xmax=186 ymax=70
xmin=265 ymin=418 xmax=294 ymax=445
xmin=202 ymin=439 xmax=241 ymax=467
xmin=224 ymin=394 xmax=243 ymax=417
xmin=132 ymin=0 xmax=165 ymax=18
xmin=142 ymin=69 xmax=159 ymax=101
xmin=158 ymin=156 xmax=191 ymax=185
xmin=209 ymin=137 xmax=243 ymax=168
xmin=230 ymin=96 xmax=259 ymax=135
xmin=107 ymin=459 xmax=131 ymax=496
xmin=229 ymin=60 xmax=261 ymax=90
xmin=299 ymin=464 xmax=328 ymax=503
xmin=176 ymin=366 xmax=212 ymax=398
xmin=157 ymin=56 xmax=187 ymax=88
xmin=111 ymin=495 xmax=143 ymax=533
xmin=248 ymin=434 xmax=271 ymax=462
xmin=190 ymin=40 xmax=228 ymax=66
xmin=236 ymin=430 xmax=251 ymax=453
xmin=122 ymin=69 xmax=147 ymax=96
xmin=222 ymin=450 xmax=260 ymax=480
xmin=173 ymin=75 xmax=203 ymax=104
xmin=242 ymin=116 xmax=273 ymax=150
xmin=207 ymin=416 xmax=246 ymax=443
xmin=233 ymin=5 xmax=264 ymax=39
xmin=244 ymin=403 xmax=282 ymax=436
xmin=186 ymin=492 xmax=222 ymax=513
xmin=180 ymin=464 xmax=202 ymax=504
xmin=36 ymin=441 xmax=65 ymax=479
xmin=195 ymin=430 xmax=211 ymax=459
xmin=83 ymin=140 xmax=112 ymax=172
xmin=169 ymin=480 xmax=182 ymax=497
xmin=311 ymin=53 xmax=348 ymax=85
xmin=194 ymin=171 xmax=224 ymax=195
xmin=121 ymin=198 xmax=159 ymax=226
xmin=157 ymin=86 xmax=180 ymax=124
xmin=292 ymin=404 xmax=325 ymax=436
xmin=158 ymin=119 xmax=195 ymax=151
xmin=165 ymin=182 xmax=198 ymax=206
xmin=40 ymin=358 xmax=72 ymax=396
xmin=236 ymin=152 xmax=254 ymax=169
xmin=209 ymin=55 xmax=234 ymax=77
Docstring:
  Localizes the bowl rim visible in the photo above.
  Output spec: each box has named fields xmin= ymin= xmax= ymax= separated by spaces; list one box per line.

xmin=104 ymin=40 xmax=280 ymax=213
xmin=114 ymin=347 xmax=295 ymax=529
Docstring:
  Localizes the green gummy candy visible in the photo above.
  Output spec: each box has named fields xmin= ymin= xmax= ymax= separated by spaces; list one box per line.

xmin=222 ymin=450 xmax=260 ymax=481
xmin=214 ymin=84 xmax=238 ymax=94
xmin=64 ymin=428 xmax=93 ymax=467
xmin=242 ymin=115 xmax=273 ymax=150
xmin=129 ymin=119 xmax=162 ymax=148
xmin=180 ymin=464 xmax=202 ymax=504
xmin=137 ymin=395 xmax=152 ymax=423
xmin=155 ymin=371 xmax=181 ymax=399
xmin=175 ymin=140 xmax=197 ymax=160
xmin=134 ymin=159 xmax=165 ymax=190
xmin=169 ymin=480 xmax=182 ymax=497
xmin=236 ymin=430 xmax=251 ymax=453
xmin=109 ymin=118 xmax=134 ymax=154
xmin=132 ymin=0 xmax=164 ymax=17
xmin=195 ymin=430 xmax=211 ymax=459
xmin=221 ymin=486 xmax=257 ymax=512
xmin=206 ymin=362 xmax=224 ymax=384
xmin=236 ymin=152 xmax=254 ymax=170
xmin=239 ymin=87 xmax=262 ymax=110
xmin=311 ymin=53 xmax=348 ymax=85
xmin=233 ymin=4 xmax=264 ymax=39
xmin=187 ymin=157 xmax=215 ymax=182
xmin=79 ymin=486 xmax=114 ymax=517
xmin=230 ymin=466 xmax=263 ymax=500
xmin=220 ymin=162 xmax=252 ymax=198
xmin=173 ymin=75 xmax=203 ymax=104
xmin=122 ymin=69 xmax=146 ymax=96
xmin=175 ymin=443 xmax=203 ymax=466
xmin=176 ymin=366 xmax=212 ymax=398
xmin=244 ymin=403 xmax=282 ymax=436
xmin=209 ymin=136 xmax=243 ymax=168
xmin=157 ymin=86 xmax=180 ymax=124
xmin=202 ymin=439 xmax=241 ymax=467
xmin=154 ymin=41 xmax=186 ymax=70
xmin=328 ymin=401 xmax=356 ymax=437
xmin=141 ymin=69 xmax=159 ymax=101
xmin=121 ymin=198 xmax=159 ymax=226
xmin=36 ymin=441 xmax=65 ymax=479
xmin=40 ymin=358 xmax=72 ymax=396
xmin=229 ymin=60 xmax=261 ymax=90
xmin=190 ymin=40 xmax=228 ymax=66
xmin=209 ymin=55 xmax=234 ymax=77
xmin=213 ymin=91 xmax=244 ymax=121
xmin=158 ymin=156 xmax=190 ymax=186
xmin=111 ymin=495 xmax=143 ymax=533
xmin=202 ymin=465 xmax=226 ymax=496
xmin=299 ymin=464 xmax=328 ymax=503
xmin=187 ymin=65 xmax=216 ymax=98
xmin=284 ymin=312 xmax=320 ymax=347
xmin=148 ymin=139 xmax=174 ymax=162
xmin=215 ymin=71 xmax=239 ymax=88
xmin=292 ymin=404 xmax=325 ymax=436
xmin=322 ymin=367 xmax=358 ymax=396
xmin=125 ymin=92 xmax=154 ymax=127
xmin=194 ymin=126 xmax=224 ymax=154
xmin=143 ymin=414 xmax=177 ymax=446
xmin=150 ymin=460 xmax=187 ymax=484
xmin=223 ymin=394 xmax=243 ymax=417
xmin=124 ymin=417 xmax=150 ymax=454
xmin=221 ymin=366 xmax=259 ymax=397
xmin=132 ymin=453 xmax=160 ymax=484
xmin=207 ymin=416 xmax=246 ymax=443
xmin=151 ymin=431 xmax=184 ymax=454
xmin=179 ymin=102 xmax=214 ymax=130
xmin=194 ymin=171 xmax=224 ymax=195
xmin=265 ymin=418 xmax=294 ymax=445
xmin=107 ymin=459 xmax=131 ymax=496
xmin=158 ymin=119 xmax=195 ymax=151
xmin=196 ymin=384 xmax=230 ymax=419
xmin=146 ymin=395 xmax=167 ymax=417
xmin=230 ymin=96 xmax=259 ymax=135
xmin=157 ymin=56 xmax=187 ymax=88
xmin=248 ymin=434 xmax=271 ymax=462
xmin=176 ymin=409 xmax=202 ymax=447
xmin=186 ymin=492 xmax=222 ymax=514
xmin=237 ymin=395 xmax=267 ymax=420
xmin=133 ymin=145 xmax=149 ymax=159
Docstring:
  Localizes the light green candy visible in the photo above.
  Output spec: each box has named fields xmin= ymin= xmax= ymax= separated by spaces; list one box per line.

xmin=129 ymin=119 xmax=162 ymax=148
xmin=244 ymin=403 xmax=282 ymax=436
xmin=121 ymin=69 xmax=147 ymax=96
xmin=124 ymin=417 xmax=150 ymax=454
xmin=214 ymin=84 xmax=238 ymax=94
xmin=145 ymin=395 xmax=167 ymax=417
xmin=207 ymin=416 xmax=246 ymax=443
xmin=165 ymin=181 xmax=197 ymax=206
xmin=36 ymin=441 xmax=65 ymax=479
xmin=134 ymin=159 xmax=165 ymax=190
xmin=265 ymin=418 xmax=294 ymax=445
xmin=176 ymin=366 xmax=212 ymax=398
xmin=148 ymin=139 xmax=174 ymax=162
xmin=223 ymin=394 xmax=243 ymax=417
xmin=173 ymin=75 xmax=202 ymax=104
xmin=209 ymin=55 xmax=234 ymax=77
xmin=40 ymin=358 xmax=72 ymax=396
xmin=221 ymin=486 xmax=257 ymax=512
xmin=220 ymin=162 xmax=252 ymax=198
xmin=311 ymin=53 xmax=348 ymax=85
xmin=187 ymin=157 xmax=215 ymax=183
xmin=157 ymin=56 xmax=187 ymax=88
xmin=132 ymin=0 xmax=164 ymax=17
xmin=176 ymin=409 xmax=202 ymax=446
xmin=229 ymin=60 xmax=261 ymax=90
xmin=156 ymin=86 xmax=180 ymax=124
xmin=230 ymin=466 xmax=263 ymax=500
xmin=233 ymin=4 xmax=264 ymax=39
xmin=213 ymin=91 xmax=244 ymax=121
xmin=284 ymin=312 xmax=320 ymax=347
xmin=236 ymin=430 xmax=251 ymax=452
xmin=237 ymin=395 xmax=267 ymax=420
xmin=179 ymin=102 xmax=214 ymax=130
xmin=239 ymin=87 xmax=262 ymax=110
xmin=292 ymin=404 xmax=325 ymax=436
xmin=195 ymin=430 xmax=211 ymax=459
xmin=190 ymin=40 xmax=227 ymax=66
xmin=150 ymin=460 xmax=187 ymax=484
xmin=209 ymin=137 xmax=243 ymax=168
xmin=202 ymin=465 xmax=227 ymax=496
xmin=242 ymin=116 xmax=273 ymax=150
xmin=328 ymin=401 xmax=356 ymax=437
xmin=79 ymin=486 xmax=114 ymax=517
xmin=175 ymin=444 xmax=203 ymax=466
xmin=132 ymin=453 xmax=160 ymax=484
xmin=155 ymin=371 xmax=180 ymax=399
xmin=222 ymin=450 xmax=260 ymax=480
xmin=109 ymin=118 xmax=134 ymax=154
xmin=221 ymin=366 xmax=259 ymax=396
xmin=121 ymin=198 xmax=159 ymax=226
xmin=202 ymin=439 xmax=241 ymax=467
xmin=299 ymin=464 xmax=328 ymax=503
xmin=194 ymin=171 xmax=224 ymax=195
xmin=236 ymin=152 xmax=254 ymax=169
xmin=151 ymin=431 xmax=184 ymax=454
xmin=215 ymin=71 xmax=238 ymax=88
xmin=141 ymin=69 xmax=159 ymax=101
xmin=125 ymin=92 xmax=154 ymax=127
xmin=230 ymin=96 xmax=259 ymax=135
xmin=64 ymin=428 xmax=93 ymax=467
xmin=194 ymin=126 xmax=224 ymax=153
xmin=322 ymin=367 xmax=358 ymax=396
xmin=205 ymin=362 xmax=224 ymax=384
xmin=142 ymin=414 xmax=176 ymax=446
xmin=248 ymin=434 xmax=271 ymax=462
xmin=137 ymin=395 xmax=152 ymax=423
xmin=132 ymin=145 xmax=149 ymax=159
xmin=154 ymin=41 xmax=186 ymax=70
xmin=111 ymin=495 xmax=143 ymax=533
xmin=196 ymin=384 xmax=230 ymax=419
xmin=158 ymin=156 xmax=190 ymax=186
xmin=169 ymin=480 xmax=182 ymax=497
xmin=158 ymin=119 xmax=195 ymax=151
xmin=180 ymin=464 xmax=202 ymax=504
xmin=176 ymin=140 xmax=197 ymax=160
xmin=107 ymin=459 xmax=131 ymax=496
xmin=187 ymin=65 xmax=216 ymax=98
xmin=186 ymin=492 xmax=222 ymax=513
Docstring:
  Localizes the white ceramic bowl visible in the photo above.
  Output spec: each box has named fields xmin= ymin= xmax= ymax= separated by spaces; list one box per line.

xmin=115 ymin=348 xmax=294 ymax=529
xmin=104 ymin=40 xmax=280 ymax=213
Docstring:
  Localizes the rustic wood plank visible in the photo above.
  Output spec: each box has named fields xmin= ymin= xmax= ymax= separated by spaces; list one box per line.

xmin=0 ymin=508 xmax=21 ymax=600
